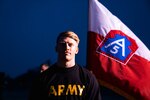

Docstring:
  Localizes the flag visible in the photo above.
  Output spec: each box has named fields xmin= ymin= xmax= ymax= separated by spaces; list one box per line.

xmin=87 ymin=0 xmax=150 ymax=99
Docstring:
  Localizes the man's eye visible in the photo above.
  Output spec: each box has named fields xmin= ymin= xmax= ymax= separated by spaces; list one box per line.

xmin=59 ymin=42 xmax=74 ymax=47
xmin=68 ymin=43 xmax=74 ymax=47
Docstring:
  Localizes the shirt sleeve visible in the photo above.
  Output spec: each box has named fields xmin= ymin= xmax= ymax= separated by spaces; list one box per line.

xmin=85 ymin=72 xmax=102 ymax=100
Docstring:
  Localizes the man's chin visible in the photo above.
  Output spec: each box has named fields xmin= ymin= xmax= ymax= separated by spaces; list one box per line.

xmin=62 ymin=56 xmax=71 ymax=61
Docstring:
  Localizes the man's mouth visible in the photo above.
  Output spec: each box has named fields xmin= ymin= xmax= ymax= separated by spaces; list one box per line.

xmin=65 ymin=52 xmax=71 ymax=55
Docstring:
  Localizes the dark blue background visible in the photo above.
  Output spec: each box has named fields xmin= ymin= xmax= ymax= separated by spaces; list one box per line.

xmin=0 ymin=0 xmax=150 ymax=78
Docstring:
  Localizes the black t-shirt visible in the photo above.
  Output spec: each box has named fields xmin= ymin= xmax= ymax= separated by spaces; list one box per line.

xmin=29 ymin=63 xmax=101 ymax=100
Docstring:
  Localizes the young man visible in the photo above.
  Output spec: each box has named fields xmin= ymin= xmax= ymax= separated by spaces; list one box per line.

xmin=29 ymin=31 xmax=102 ymax=100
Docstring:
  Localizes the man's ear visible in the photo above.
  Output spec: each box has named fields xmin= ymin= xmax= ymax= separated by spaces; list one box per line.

xmin=75 ymin=47 xmax=79 ymax=54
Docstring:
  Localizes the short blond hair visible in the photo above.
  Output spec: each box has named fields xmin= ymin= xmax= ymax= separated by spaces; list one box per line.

xmin=56 ymin=31 xmax=80 ymax=44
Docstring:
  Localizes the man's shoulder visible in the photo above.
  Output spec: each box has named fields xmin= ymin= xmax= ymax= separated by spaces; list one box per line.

xmin=77 ymin=64 xmax=94 ymax=77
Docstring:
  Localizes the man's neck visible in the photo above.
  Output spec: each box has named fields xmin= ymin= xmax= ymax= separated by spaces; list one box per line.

xmin=56 ymin=60 xmax=75 ymax=68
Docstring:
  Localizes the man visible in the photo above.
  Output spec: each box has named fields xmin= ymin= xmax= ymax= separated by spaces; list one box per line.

xmin=29 ymin=31 xmax=102 ymax=100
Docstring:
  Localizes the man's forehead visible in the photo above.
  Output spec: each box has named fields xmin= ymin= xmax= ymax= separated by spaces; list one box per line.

xmin=59 ymin=37 xmax=77 ymax=43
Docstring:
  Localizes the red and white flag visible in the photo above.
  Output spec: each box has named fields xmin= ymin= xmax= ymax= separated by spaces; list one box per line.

xmin=87 ymin=0 xmax=150 ymax=99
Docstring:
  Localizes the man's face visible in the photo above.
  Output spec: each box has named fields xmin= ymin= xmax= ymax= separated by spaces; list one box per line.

xmin=40 ymin=65 xmax=49 ymax=73
xmin=56 ymin=37 xmax=79 ymax=62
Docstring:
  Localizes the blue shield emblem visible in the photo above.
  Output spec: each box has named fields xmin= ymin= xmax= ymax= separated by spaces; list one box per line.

xmin=97 ymin=30 xmax=138 ymax=64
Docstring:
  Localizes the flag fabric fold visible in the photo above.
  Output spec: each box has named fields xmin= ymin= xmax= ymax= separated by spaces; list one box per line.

xmin=87 ymin=0 xmax=150 ymax=99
